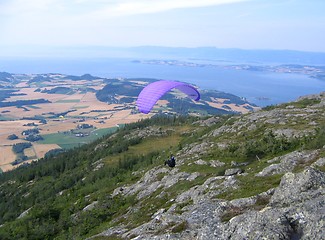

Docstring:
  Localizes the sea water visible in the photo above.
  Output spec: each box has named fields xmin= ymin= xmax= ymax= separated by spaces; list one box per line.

xmin=1 ymin=58 xmax=324 ymax=106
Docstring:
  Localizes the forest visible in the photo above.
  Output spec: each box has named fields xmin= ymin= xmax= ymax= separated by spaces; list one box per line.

xmin=0 ymin=99 xmax=51 ymax=108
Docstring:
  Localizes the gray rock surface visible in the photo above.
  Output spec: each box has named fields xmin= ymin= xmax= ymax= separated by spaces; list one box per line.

xmin=311 ymin=157 xmax=325 ymax=168
xmin=17 ymin=207 xmax=32 ymax=219
xmin=82 ymin=201 xmax=99 ymax=211
xmin=112 ymin=167 xmax=200 ymax=200
xmin=210 ymin=160 xmax=226 ymax=167
xmin=194 ymin=116 xmax=221 ymax=127
xmin=256 ymin=150 xmax=318 ymax=177
xmin=224 ymin=168 xmax=243 ymax=176
xmin=222 ymin=209 xmax=293 ymax=240
xmin=217 ymin=168 xmax=324 ymax=240
xmin=194 ymin=159 xmax=208 ymax=165
xmin=269 ymin=167 xmax=325 ymax=207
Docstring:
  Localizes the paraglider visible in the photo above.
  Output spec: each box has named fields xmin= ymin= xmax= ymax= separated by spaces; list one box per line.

xmin=136 ymin=80 xmax=200 ymax=114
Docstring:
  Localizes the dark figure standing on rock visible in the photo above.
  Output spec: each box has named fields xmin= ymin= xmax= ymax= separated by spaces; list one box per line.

xmin=165 ymin=154 xmax=176 ymax=168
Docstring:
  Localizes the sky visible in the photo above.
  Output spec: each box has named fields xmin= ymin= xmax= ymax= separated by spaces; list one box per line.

xmin=0 ymin=0 xmax=325 ymax=57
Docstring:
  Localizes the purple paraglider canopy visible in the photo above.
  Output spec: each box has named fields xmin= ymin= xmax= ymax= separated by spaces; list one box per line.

xmin=136 ymin=80 xmax=200 ymax=114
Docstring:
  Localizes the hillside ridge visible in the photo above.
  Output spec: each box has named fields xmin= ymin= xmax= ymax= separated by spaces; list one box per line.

xmin=0 ymin=92 xmax=324 ymax=239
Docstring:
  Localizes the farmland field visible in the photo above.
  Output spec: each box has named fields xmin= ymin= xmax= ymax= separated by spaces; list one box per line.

xmin=0 ymin=74 xmax=150 ymax=171
xmin=56 ymin=99 xmax=81 ymax=103
xmin=32 ymin=143 xmax=61 ymax=158
xmin=24 ymin=146 xmax=37 ymax=159
xmin=0 ymin=146 xmax=16 ymax=166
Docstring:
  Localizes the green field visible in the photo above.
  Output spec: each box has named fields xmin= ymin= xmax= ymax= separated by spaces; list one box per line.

xmin=39 ymin=127 xmax=118 ymax=149
xmin=0 ymin=115 xmax=15 ymax=121
xmin=55 ymin=99 xmax=80 ymax=103
xmin=73 ymin=105 xmax=89 ymax=109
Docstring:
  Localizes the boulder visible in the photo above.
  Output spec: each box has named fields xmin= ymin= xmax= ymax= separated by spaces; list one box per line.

xmin=269 ymin=167 xmax=325 ymax=207
xmin=224 ymin=168 xmax=243 ymax=176
xmin=210 ymin=160 xmax=225 ymax=167
xmin=222 ymin=209 xmax=293 ymax=240
xmin=83 ymin=201 xmax=98 ymax=211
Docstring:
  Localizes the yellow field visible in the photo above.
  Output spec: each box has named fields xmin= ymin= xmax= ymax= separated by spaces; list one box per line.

xmin=0 ymin=146 xmax=16 ymax=172
xmin=0 ymin=120 xmax=39 ymax=144
xmin=0 ymin=164 xmax=15 ymax=172
xmin=4 ymin=87 xmax=65 ymax=102
xmin=0 ymin=143 xmax=61 ymax=172
xmin=33 ymin=143 xmax=61 ymax=159
xmin=24 ymin=147 xmax=37 ymax=159
xmin=207 ymin=97 xmax=260 ymax=114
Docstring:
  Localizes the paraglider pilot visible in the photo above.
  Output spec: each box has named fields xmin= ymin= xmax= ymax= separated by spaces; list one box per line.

xmin=165 ymin=154 xmax=176 ymax=168
xmin=136 ymin=80 xmax=200 ymax=114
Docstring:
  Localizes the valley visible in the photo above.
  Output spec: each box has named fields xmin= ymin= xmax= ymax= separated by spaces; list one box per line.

xmin=0 ymin=72 xmax=258 ymax=172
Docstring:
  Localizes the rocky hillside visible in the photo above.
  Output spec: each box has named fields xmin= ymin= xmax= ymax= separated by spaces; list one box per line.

xmin=0 ymin=92 xmax=324 ymax=239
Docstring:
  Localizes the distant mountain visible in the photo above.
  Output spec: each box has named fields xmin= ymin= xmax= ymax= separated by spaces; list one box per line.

xmin=0 ymin=72 xmax=14 ymax=83
xmin=127 ymin=46 xmax=325 ymax=65
xmin=63 ymin=73 xmax=102 ymax=81
xmin=3 ymin=46 xmax=324 ymax=65
xmin=45 ymin=46 xmax=325 ymax=65
xmin=29 ymin=75 xmax=53 ymax=83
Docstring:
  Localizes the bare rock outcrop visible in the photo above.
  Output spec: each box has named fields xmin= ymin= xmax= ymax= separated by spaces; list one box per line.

xmin=224 ymin=168 xmax=243 ymax=176
xmin=223 ymin=168 xmax=325 ymax=239
xmin=112 ymin=167 xmax=200 ymax=200
xmin=104 ymin=168 xmax=325 ymax=240
xmin=194 ymin=116 xmax=221 ymax=127
xmin=256 ymin=150 xmax=318 ymax=177
xmin=269 ymin=167 xmax=325 ymax=207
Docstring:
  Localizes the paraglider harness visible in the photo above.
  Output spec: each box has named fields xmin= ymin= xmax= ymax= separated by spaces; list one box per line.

xmin=165 ymin=155 xmax=176 ymax=168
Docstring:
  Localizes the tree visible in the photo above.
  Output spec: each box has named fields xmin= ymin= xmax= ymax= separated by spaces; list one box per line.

xmin=7 ymin=134 xmax=18 ymax=140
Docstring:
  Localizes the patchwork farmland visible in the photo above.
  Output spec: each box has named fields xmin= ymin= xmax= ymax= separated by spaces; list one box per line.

xmin=0 ymin=74 xmax=152 ymax=171
xmin=0 ymin=72 xmax=259 ymax=172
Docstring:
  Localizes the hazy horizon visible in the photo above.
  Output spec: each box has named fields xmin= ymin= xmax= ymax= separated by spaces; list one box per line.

xmin=1 ymin=0 xmax=325 ymax=58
